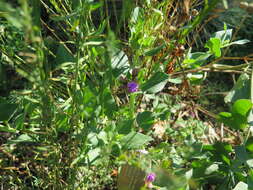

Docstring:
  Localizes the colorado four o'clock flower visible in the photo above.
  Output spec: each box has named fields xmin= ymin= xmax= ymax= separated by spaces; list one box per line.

xmin=127 ymin=81 xmax=138 ymax=93
xmin=145 ymin=173 xmax=156 ymax=189
xmin=146 ymin=173 xmax=156 ymax=182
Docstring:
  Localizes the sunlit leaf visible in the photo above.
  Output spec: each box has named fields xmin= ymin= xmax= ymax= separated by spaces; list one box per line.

xmin=232 ymin=99 xmax=252 ymax=117
xmin=233 ymin=181 xmax=248 ymax=190
xmin=141 ymin=72 xmax=169 ymax=94
xmin=205 ymin=38 xmax=221 ymax=57
xmin=121 ymin=132 xmax=153 ymax=149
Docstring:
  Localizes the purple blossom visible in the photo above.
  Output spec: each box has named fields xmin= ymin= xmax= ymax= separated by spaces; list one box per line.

xmin=127 ymin=81 xmax=138 ymax=93
xmin=146 ymin=173 xmax=156 ymax=182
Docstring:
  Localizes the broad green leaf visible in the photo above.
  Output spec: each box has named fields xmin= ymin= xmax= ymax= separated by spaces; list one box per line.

xmin=205 ymin=38 xmax=221 ymax=57
xmin=232 ymin=114 xmax=248 ymax=130
xmin=218 ymin=112 xmax=233 ymax=125
xmin=225 ymin=74 xmax=250 ymax=104
xmin=82 ymin=87 xmax=98 ymax=118
xmin=219 ymin=100 xmax=252 ymax=130
xmin=141 ymin=72 xmax=169 ymax=94
xmin=247 ymin=159 xmax=253 ymax=167
xmin=111 ymin=50 xmax=130 ymax=78
xmin=87 ymin=148 xmax=101 ymax=164
xmin=246 ymin=136 xmax=253 ymax=152
xmin=204 ymin=163 xmax=219 ymax=175
xmin=136 ymin=111 xmax=154 ymax=131
xmin=111 ymin=143 xmax=121 ymax=157
xmin=232 ymin=99 xmax=252 ymax=117
xmin=210 ymin=142 xmax=233 ymax=165
xmin=87 ymin=133 xmax=99 ymax=146
xmin=117 ymin=119 xmax=134 ymax=134
xmin=0 ymin=103 xmax=18 ymax=121
xmin=185 ymin=169 xmax=193 ymax=180
xmin=121 ymin=132 xmax=153 ymax=149
xmin=233 ymin=181 xmax=248 ymax=190
xmin=235 ymin=145 xmax=248 ymax=164
xmin=144 ymin=44 xmax=165 ymax=56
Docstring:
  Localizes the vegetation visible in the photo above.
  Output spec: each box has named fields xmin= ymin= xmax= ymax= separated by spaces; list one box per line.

xmin=0 ymin=0 xmax=253 ymax=189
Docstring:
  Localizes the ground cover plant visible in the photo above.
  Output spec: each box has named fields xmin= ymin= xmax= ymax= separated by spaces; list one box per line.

xmin=1 ymin=0 xmax=253 ymax=189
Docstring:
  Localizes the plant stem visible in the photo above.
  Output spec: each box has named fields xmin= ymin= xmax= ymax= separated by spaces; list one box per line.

xmin=130 ymin=93 xmax=136 ymax=119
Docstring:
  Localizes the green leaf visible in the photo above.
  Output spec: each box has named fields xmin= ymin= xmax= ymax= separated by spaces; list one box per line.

xmin=219 ymin=100 xmax=252 ymax=130
xmin=225 ymin=74 xmax=250 ymax=104
xmin=168 ymin=77 xmax=182 ymax=84
xmin=204 ymin=163 xmax=219 ymax=175
xmin=55 ymin=44 xmax=74 ymax=66
xmin=131 ymin=7 xmax=140 ymax=23
xmin=111 ymin=143 xmax=121 ymax=157
xmin=247 ymin=159 xmax=253 ymax=167
xmin=235 ymin=145 xmax=248 ymax=164
xmin=218 ymin=112 xmax=233 ymax=126
xmin=246 ymin=136 xmax=253 ymax=152
xmin=184 ymin=52 xmax=211 ymax=68
xmin=9 ymin=134 xmax=34 ymax=144
xmin=136 ymin=111 xmax=155 ymax=131
xmin=87 ymin=148 xmax=100 ymax=165
xmin=248 ymin=170 xmax=253 ymax=189
xmin=111 ymin=50 xmax=130 ymax=78
xmin=205 ymin=38 xmax=222 ymax=57
xmin=117 ymin=119 xmax=134 ymax=134
xmin=224 ymin=39 xmax=250 ymax=47
xmin=233 ymin=182 xmax=248 ymax=190
xmin=144 ymin=44 xmax=165 ymax=56
xmin=0 ymin=124 xmax=17 ymax=133
xmin=141 ymin=72 xmax=169 ymax=94
xmin=232 ymin=99 xmax=252 ymax=117
xmin=210 ymin=142 xmax=233 ymax=165
xmin=214 ymin=29 xmax=232 ymax=44
xmin=121 ymin=132 xmax=153 ymax=149
xmin=14 ymin=114 xmax=25 ymax=130
xmin=187 ymin=73 xmax=206 ymax=84
xmin=102 ymin=87 xmax=118 ymax=119
xmin=0 ymin=103 xmax=18 ymax=121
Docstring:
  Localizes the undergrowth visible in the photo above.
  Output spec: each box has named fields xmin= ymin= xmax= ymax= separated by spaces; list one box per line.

xmin=0 ymin=0 xmax=253 ymax=189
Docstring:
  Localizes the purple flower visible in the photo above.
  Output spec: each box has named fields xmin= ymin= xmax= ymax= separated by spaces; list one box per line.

xmin=146 ymin=173 xmax=156 ymax=182
xmin=127 ymin=81 xmax=138 ymax=93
